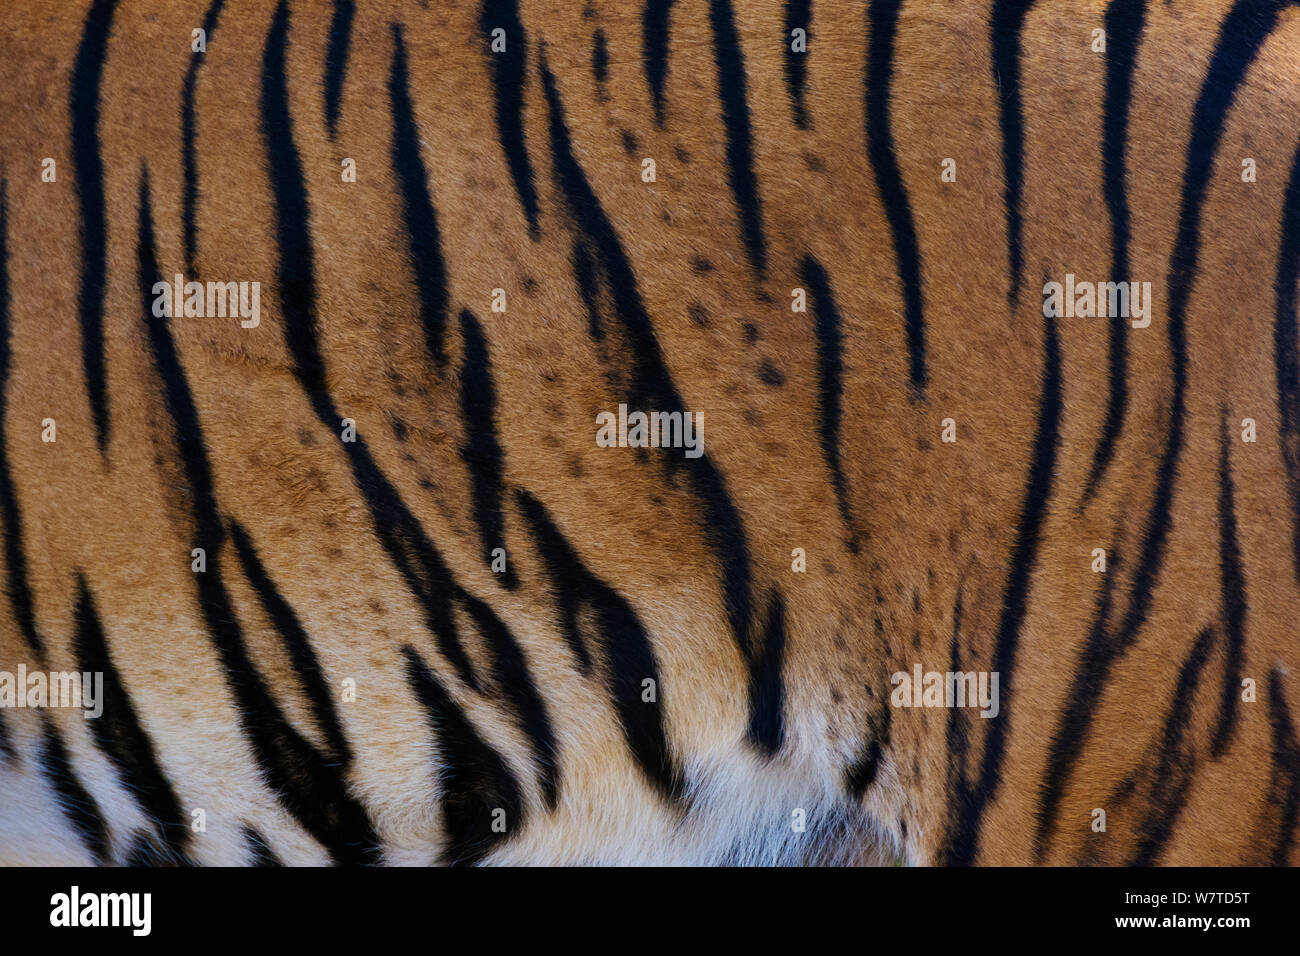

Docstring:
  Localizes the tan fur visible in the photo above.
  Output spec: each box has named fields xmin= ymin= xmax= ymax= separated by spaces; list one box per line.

xmin=0 ymin=0 xmax=1297 ymax=865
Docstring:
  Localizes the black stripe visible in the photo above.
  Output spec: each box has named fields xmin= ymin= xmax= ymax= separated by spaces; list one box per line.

xmin=138 ymin=168 xmax=380 ymax=866
xmin=784 ymin=0 xmax=812 ymax=129
xmin=0 ymin=707 xmax=13 ymax=763
xmin=802 ymin=255 xmax=860 ymax=554
xmin=39 ymin=716 xmax=111 ymax=865
xmin=517 ymin=489 xmax=685 ymax=801
xmin=70 ymin=0 xmax=119 ymax=453
xmin=1211 ymin=412 xmax=1246 ymax=757
xmin=1267 ymin=669 xmax=1300 ymax=864
xmin=945 ymin=308 xmax=1062 ymax=865
xmin=181 ymin=0 xmax=227 ymax=276
xmin=228 ymin=519 xmax=353 ymax=765
xmin=1275 ymin=131 xmax=1300 ymax=584
xmin=460 ymin=593 xmax=560 ymax=809
xmin=865 ymin=0 xmax=927 ymax=393
xmin=1126 ymin=625 xmax=1216 ymax=866
xmin=746 ymin=590 xmax=786 ymax=755
xmin=243 ymin=825 xmax=286 ymax=866
xmin=72 ymin=575 xmax=192 ymax=863
xmin=1033 ymin=561 xmax=1117 ymax=860
xmin=403 ymin=646 xmax=524 ymax=865
xmin=990 ymin=0 xmax=1034 ymax=307
xmin=481 ymin=0 xmax=541 ymax=240
xmin=708 ymin=0 xmax=768 ymax=278
xmin=1080 ymin=0 xmax=1145 ymax=506
xmin=459 ymin=310 xmax=517 ymax=589
xmin=0 ymin=181 xmax=46 ymax=661
xmin=540 ymin=54 xmax=756 ymax=675
xmin=324 ymin=0 xmax=356 ymax=139
xmin=264 ymin=1 xmax=481 ymax=692
xmin=846 ymin=703 xmax=890 ymax=799
xmin=592 ymin=28 xmax=609 ymax=92
xmin=643 ymin=0 xmax=676 ymax=126
xmin=389 ymin=24 xmax=451 ymax=366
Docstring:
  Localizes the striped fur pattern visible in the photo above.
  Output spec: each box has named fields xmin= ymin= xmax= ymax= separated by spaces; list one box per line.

xmin=0 ymin=0 xmax=1298 ymax=865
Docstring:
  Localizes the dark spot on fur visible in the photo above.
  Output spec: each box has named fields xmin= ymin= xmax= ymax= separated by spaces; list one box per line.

xmin=688 ymin=303 xmax=710 ymax=327
xmin=758 ymin=360 xmax=784 ymax=386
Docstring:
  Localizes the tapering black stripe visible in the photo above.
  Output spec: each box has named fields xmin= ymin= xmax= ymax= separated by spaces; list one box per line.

xmin=324 ymin=0 xmax=355 ymax=139
xmin=1033 ymin=561 xmax=1116 ymax=861
xmin=70 ymin=0 xmax=119 ymax=453
xmin=846 ymin=703 xmax=890 ymax=799
xmin=540 ymin=55 xmax=756 ymax=676
xmin=1275 ymin=131 xmax=1300 ymax=584
xmin=182 ymin=0 xmax=227 ymax=277
xmin=459 ymin=310 xmax=517 ymax=590
xmin=517 ymin=489 xmax=685 ymax=801
xmin=1081 ymin=0 xmax=1146 ymax=506
xmin=72 ymin=575 xmax=192 ymax=863
xmin=1127 ymin=625 xmax=1216 ymax=865
xmin=243 ymin=825 xmax=286 ymax=866
xmin=138 ymin=169 xmax=380 ymax=866
xmin=990 ymin=0 xmax=1033 ymax=307
xmin=1267 ymin=668 xmax=1300 ymax=864
xmin=389 ymin=24 xmax=451 ymax=366
xmin=592 ymin=28 xmax=609 ymax=92
xmin=802 ymin=255 xmax=860 ymax=554
xmin=403 ymin=646 xmax=524 ymax=865
xmin=866 ymin=0 xmax=927 ymax=393
xmin=746 ymin=590 xmax=787 ymax=755
xmin=1212 ymin=413 xmax=1246 ymax=757
xmin=460 ymin=593 xmax=560 ymax=809
xmin=784 ymin=0 xmax=812 ymax=129
xmin=945 ymin=308 xmax=1061 ymax=865
xmin=263 ymin=1 xmax=481 ymax=692
xmin=643 ymin=0 xmax=676 ymax=126
xmin=945 ymin=586 xmax=973 ymax=794
xmin=0 ymin=707 xmax=13 ymax=762
xmin=708 ymin=0 xmax=768 ymax=278
xmin=0 ymin=181 xmax=46 ymax=661
xmin=1035 ymin=0 xmax=1280 ymax=864
xmin=228 ymin=519 xmax=353 ymax=765
xmin=481 ymin=0 xmax=541 ymax=240
xmin=39 ymin=716 xmax=111 ymax=865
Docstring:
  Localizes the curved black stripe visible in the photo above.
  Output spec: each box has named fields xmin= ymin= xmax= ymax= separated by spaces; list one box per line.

xmin=708 ymin=0 xmax=768 ymax=278
xmin=324 ymin=0 xmax=355 ymax=139
xmin=990 ymin=0 xmax=1034 ymax=307
xmin=459 ymin=310 xmax=517 ymax=590
xmin=1127 ymin=625 xmax=1216 ymax=866
xmin=264 ymin=3 xmax=481 ymax=692
xmin=39 ymin=716 xmax=111 ymax=864
xmin=389 ymin=24 xmax=451 ymax=366
xmin=1267 ymin=669 xmax=1300 ymax=864
xmin=481 ymin=0 xmax=541 ymax=240
xmin=243 ymin=825 xmax=285 ymax=866
xmin=460 ymin=593 xmax=559 ymax=809
xmin=945 ymin=308 xmax=1061 ymax=865
xmin=747 ymin=590 xmax=787 ymax=755
xmin=1035 ymin=0 xmax=1282 ymax=861
xmin=866 ymin=0 xmax=927 ymax=393
xmin=403 ymin=646 xmax=524 ymax=865
xmin=228 ymin=519 xmax=353 ymax=765
xmin=643 ymin=0 xmax=676 ymax=126
xmin=802 ymin=255 xmax=860 ymax=554
xmin=0 ymin=181 xmax=45 ymax=661
xmin=1275 ymin=132 xmax=1300 ymax=584
xmin=1211 ymin=413 xmax=1245 ymax=757
xmin=70 ymin=0 xmax=119 ymax=453
xmin=517 ymin=490 xmax=684 ymax=801
xmin=73 ymin=576 xmax=191 ymax=862
xmin=1081 ymin=0 xmax=1146 ymax=505
xmin=846 ymin=703 xmax=890 ymax=799
xmin=784 ymin=0 xmax=812 ymax=129
xmin=540 ymin=55 xmax=756 ymax=676
xmin=138 ymin=169 xmax=380 ymax=866
xmin=182 ymin=0 xmax=227 ymax=276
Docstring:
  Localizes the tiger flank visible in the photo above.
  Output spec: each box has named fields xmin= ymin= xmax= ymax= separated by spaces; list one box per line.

xmin=0 ymin=0 xmax=1296 ymax=873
